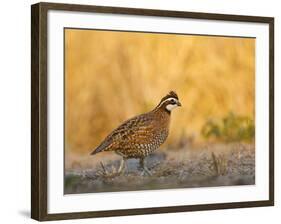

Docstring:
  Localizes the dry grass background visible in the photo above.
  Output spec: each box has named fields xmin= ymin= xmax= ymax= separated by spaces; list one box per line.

xmin=65 ymin=29 xmax=255 ymax=155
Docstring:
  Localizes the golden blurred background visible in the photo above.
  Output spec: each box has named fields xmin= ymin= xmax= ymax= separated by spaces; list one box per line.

xmin=65 ymin=29 xmax=255 ymax=154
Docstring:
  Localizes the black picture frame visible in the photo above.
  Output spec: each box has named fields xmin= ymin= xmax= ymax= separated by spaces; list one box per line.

xmin=31 ymin=2 xmax=274 ymax=221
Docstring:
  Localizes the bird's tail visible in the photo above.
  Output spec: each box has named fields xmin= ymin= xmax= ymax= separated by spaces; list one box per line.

xmin=90 ymin=140 xmax=111 ymax=155
xmin=90 ymin=146 xmax=103 ymax=155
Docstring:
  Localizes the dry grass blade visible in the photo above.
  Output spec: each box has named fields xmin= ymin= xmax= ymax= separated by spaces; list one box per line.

xmin=211 ymin=152 xmax=228 ymax=176
xmin=99 ymin=162 xmax=122 ymax=178
xmin=100 ymin=162 xmax=108 ymax=175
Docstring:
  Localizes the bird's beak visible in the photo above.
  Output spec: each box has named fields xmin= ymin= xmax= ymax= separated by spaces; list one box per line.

xmin=177 ymin=101 xmax=182 ymax=107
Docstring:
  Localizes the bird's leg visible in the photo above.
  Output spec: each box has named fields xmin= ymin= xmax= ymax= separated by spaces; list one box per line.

xmin=117 ymin=158 xmax=126 ymax=174
xmin=139 ymin=158 xmax=152 ymax=176
xmin=123 ymin=158 xmax=128 ymax=175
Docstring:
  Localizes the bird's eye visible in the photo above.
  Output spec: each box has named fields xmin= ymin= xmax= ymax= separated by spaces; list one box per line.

xmin=171 ymin=99 xmax=176 ymax=104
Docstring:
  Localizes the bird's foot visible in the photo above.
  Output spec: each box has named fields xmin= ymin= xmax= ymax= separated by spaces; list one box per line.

xmin=150 ymin=161 xmax=161 ymax=169
xmin=139 ymin=158 xmax=152 ymax=176
xmin=140 ymin=166 xmax=152 ymax=176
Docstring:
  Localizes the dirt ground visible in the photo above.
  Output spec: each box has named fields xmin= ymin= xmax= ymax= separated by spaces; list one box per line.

xmin=64 ymin=143 xmax=255 ymax=194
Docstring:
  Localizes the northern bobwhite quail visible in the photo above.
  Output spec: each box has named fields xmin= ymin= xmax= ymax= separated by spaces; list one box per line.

xmin=90 ymin=91 xmax=181 ymax=175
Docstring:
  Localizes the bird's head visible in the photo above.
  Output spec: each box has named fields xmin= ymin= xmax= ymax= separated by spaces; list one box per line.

xmin=155 ymin=91 xmax=182 ymax=113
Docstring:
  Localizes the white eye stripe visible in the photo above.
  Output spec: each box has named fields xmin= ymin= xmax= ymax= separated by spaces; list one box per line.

xmin=159 ymin=97 xmax=178 ymax=106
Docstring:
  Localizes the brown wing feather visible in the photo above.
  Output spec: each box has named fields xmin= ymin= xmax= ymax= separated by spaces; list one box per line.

xmin=91 ymin=112 xmax=153 ymax=155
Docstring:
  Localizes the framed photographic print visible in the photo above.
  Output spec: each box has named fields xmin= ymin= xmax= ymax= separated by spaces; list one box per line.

xmin=31 ymin=2 xmax=274 ymax=221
